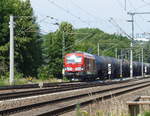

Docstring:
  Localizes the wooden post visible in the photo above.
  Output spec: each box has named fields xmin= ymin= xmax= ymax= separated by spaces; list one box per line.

xmin=129 ymin=104 xmax=139 ymax=116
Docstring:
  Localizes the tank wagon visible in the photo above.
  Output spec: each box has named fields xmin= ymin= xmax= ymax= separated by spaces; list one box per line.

xmin=64 ymin=51 xmax=150 ymax=80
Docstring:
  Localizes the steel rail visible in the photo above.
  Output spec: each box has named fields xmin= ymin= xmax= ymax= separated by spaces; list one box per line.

xmin=0 ymin=78 xmax=143 ymax=100
xmin=0 ymin=79 xmax=150 ymax=115
xmin=0 ymin=81 xmax=81 ymax=90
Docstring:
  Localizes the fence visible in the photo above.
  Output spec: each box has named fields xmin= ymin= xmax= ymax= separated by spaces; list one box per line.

xmin=127 ymin=96 xmax=150 ymax=116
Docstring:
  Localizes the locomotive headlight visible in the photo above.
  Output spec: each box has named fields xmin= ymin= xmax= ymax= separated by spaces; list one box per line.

xmin=66 ymin=67 xmax=72 ymax=71
xmin=75 ymin=67 xmax=83 ymax=71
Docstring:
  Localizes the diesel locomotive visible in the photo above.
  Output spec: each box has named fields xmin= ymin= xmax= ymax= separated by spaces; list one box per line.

xmin=64 ymin=51 xmax=150 ymax=80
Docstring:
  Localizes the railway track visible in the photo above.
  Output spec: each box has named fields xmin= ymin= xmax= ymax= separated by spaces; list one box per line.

xmin=0 ymin=78 xmax=150 ymax=116
xmin=0 ymin=76 xmax=145 ymax=91
xmin=0 ymin=77 xmax=144 ymax=100
xmin=0 ymin=81 xmax=81 ymax=90
xmin=0 ymin=81 xmax=85 ymax=96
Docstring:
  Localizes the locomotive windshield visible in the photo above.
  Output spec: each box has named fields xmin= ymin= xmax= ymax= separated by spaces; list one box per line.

xmin=66 ymin=55 xmax=82 ymax=64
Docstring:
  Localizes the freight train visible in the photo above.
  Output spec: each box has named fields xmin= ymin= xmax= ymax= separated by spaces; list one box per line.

xmin=63 ymin=51 xmax=150 ymax=81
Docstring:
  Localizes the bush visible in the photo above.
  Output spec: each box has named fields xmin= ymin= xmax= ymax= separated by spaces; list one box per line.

xmin=138 ymin=112 xmax=150 ymax=116
xmin=62 ymin=77 xmax=69 ymax=82
xmin=15 ymin=71 xmax=23 ymax=79
xmin=37 ymin=65 xmax=50 ymax=80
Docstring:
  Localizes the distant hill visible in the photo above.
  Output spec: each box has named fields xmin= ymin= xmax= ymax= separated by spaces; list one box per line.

xmin=73 ymin=28 xmax=131 ymax=57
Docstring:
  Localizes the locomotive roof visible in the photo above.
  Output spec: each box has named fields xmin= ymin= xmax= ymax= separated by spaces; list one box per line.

xmin=75 ymin=51 xmax=94 ymax=56
xmin=66 ymin=51 xmax=95 ymax=59
xmin=66 ymin=51 xmax=150 ymax=65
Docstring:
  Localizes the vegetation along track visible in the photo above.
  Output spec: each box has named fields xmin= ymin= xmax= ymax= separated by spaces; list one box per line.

xmin=0 ymin=81 xmax=81 ymax=90
xmin=0 ymin=78 xmax=150 ymax=115
xmin=0 ymin=78 xmax=145 ymax=100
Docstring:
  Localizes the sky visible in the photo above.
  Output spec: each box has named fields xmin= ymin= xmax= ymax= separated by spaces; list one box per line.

xmin=30 ymin=0 xmax=150 ymax=39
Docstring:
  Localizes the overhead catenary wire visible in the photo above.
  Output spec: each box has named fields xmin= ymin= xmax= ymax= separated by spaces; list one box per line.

xmin=69 ymin=0 xmax=115 ymax=30
xmin=114 ymin=0 xmax=127 ymax=12
xmin=128 ymin=0 xmax=146 ymax=20
xmin=15 ymin=16 xmax=57 ymax=37
xmin=113 ymin=0 xmax=145 ymax=36
xmin=141 ymin=0 xmax=150 ymax=6
xmin=128 ymin=0 xmax=146 ymax=33
xmin=48 ymin=0 xmax=119 ymax=33
xmin=15 ymin=0 xmax=148 ymax=41
xmin=114 ymin=0 xmax=146 ymax=34
xmin=65 ymin=32 xmax=96 ymax=50
xmin=32 ymin=0 xmax=132 ymax=36
xmin=47 ymin=0 xmax=91 ymax=27
xmin=109 ymin=18 xmax=132 ymax=39
xmin=46 ymin=1 xmax=133 ymax=51
xmin=134 ymin=0 xmax=150 ymax=11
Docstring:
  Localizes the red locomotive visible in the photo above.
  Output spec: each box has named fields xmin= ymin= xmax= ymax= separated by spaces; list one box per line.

xmin=64 ymin=51 xmax=97 ymax=80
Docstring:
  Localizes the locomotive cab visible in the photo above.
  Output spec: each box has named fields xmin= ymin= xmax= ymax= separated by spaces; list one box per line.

xmin=64 ymin=53 xmax=84 ymax=72
xmin=64 ymin=52 xmax=97 ymax=80
xmin=64 ymin=53 xmax=84 ymax=80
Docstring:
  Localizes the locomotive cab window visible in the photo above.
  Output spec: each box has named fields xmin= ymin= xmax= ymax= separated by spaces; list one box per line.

xmin=66 ymin=55 xmax=82 ymax=64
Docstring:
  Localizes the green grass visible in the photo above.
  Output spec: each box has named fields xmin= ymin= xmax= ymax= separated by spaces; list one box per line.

xmin=0 ymin=77 xmax=66 ymax=86
xmin=0 ymin=79 xmax=7 ymax=86
xmin=76 ymin=110 xmax=150 ymax=116
xmin=138 ymin=112 xmax=150 ymax=116
xmin=75 ymin=104 xmax=150 ymax=116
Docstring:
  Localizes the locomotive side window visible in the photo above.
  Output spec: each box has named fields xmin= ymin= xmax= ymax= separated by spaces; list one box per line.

xmin=66 ymin=55 xmax=82 ymax=64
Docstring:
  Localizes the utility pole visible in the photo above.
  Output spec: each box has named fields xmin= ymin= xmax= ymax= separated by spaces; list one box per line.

xmin=127 ymin=12 xmax=150 ymax=78
xmin=127 ymin=12 xmax=134 ymax=78
xmin=139 ymin=54 xmax=141 ymax=62
xmin=62 ymin=31 xmax=65 ymax=78
xmin=9 ymin=15 xmax=14 ymax=85
xmin=62 ymin=31 xmax=65 ymax=59
xmin=120 ymin=49 xmax=123 ymax=78
xmin=124 ymin=0 xmax=126 ymax=11
xmin=141 ymin=48 xmax=144 ymax=77
xmin=130 ymin=14 xmax=134 ymax=78
xmin=97 ymin=43 xmax=99 ymax=56
xmin=115 ymin=48 xmax=118 ymax=59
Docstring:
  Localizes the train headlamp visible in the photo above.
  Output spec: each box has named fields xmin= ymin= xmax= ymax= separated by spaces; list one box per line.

xmin=65 ymin=67 xmax=72 ymax=71
xmin=75 ymin=67 xmax=83 ymax=71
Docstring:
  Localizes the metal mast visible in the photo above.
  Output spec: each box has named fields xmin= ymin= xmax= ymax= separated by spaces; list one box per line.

xmin=9 ymin=15 xmax=14 ymax=85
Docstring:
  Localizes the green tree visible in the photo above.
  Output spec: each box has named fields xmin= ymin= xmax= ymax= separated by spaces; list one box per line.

xmin=39 ymin=22 xmax=74 ymax=78
xmin=73 ymin=28 xmax=130 ymax=57
xmin=143 ymin=41 xmax=150 ymax=63
xmin=0 ymin=0 xmax=42 ymax=77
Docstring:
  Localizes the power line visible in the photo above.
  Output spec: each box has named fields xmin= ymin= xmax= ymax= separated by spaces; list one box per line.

xmin=113 ymin=0 xmax=145 ymax=33
xmin=15 ymin=16 xmax=56 ymax=37
xmin=128 ymin=0 xmax=146 ymax=32
xmin=35 ymin=0 xmax=130 ymax=35
xmin=141 ymin=0 xmax=150 ymax=6
xmin=69 ymin=0 xmax=121 ymax=34
xmin=134 ymin=20 xmax=145 ymax=32
xmin=116 ymin=0 xmax=147 ymax=33
xmin=47 ymin=0 xmax=91 ymax=27
xmin=70 ymin=0 xmax=99 ymax=20
xmin=69 ymin=0 xmax=114 ymax=30
xmin=109 ymin=18 xmax=132 ymax=39
xmin=134 ymin=1 xmax=150 ymax=10
xmin=114 ymin=0 xmax=127 ymax=12
xmin=65 ymin=32 xmax=96 ymax=50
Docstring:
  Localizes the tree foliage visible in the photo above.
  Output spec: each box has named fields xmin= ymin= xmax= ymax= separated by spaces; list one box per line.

xmin=41 ymin=27 xmax=132 ymax=78
xmin=73 ymin=28 xmax=130 ymax=57
xmin=39 ymin=22 xmax=74 ymax=78
xmin=1 ymin=0 xmax=150 ymax=80
xmin=143 ymin=41 xmax=150 ymax=63
xmin=0 ymin=0 xmax=42 ymax=77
